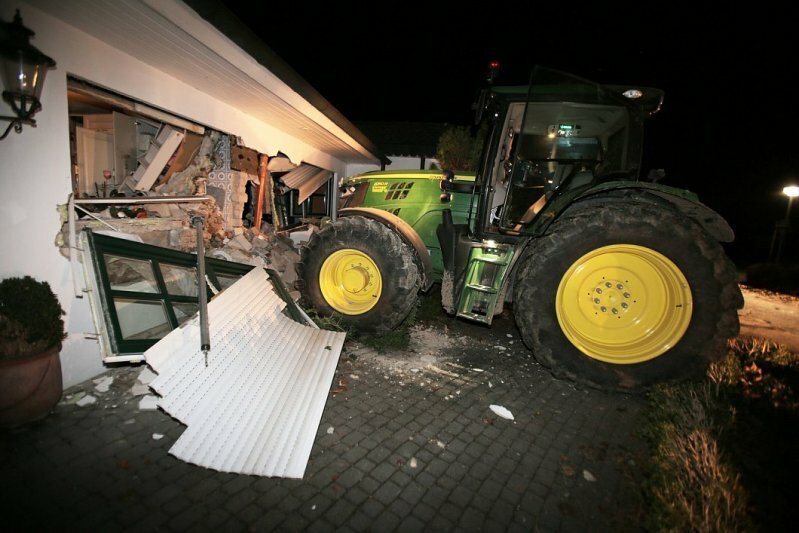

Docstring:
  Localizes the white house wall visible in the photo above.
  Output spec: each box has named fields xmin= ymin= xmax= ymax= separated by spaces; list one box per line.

xmin=0 ymin=3 xmax=350 ymax=388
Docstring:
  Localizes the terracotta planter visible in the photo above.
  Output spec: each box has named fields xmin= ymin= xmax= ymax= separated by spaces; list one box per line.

xmin=0 ymin=344 xmax=63 ymax=429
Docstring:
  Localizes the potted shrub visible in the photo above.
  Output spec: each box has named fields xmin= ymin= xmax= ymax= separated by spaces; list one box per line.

xmin=0 ymin=276 xmax=66 ymax=428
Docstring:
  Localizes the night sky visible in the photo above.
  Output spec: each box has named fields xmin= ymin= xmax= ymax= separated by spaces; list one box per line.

xmin=221 ymin=1 xmax=798 ymax=264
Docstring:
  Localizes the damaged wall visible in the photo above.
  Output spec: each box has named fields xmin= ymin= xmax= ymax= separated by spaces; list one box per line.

xmin=0 ymin=2 xmax=359 ymax=388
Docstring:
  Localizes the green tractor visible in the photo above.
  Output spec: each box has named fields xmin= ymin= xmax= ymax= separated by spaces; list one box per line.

xmin=298 ymin=67 xmax=742 ymax=389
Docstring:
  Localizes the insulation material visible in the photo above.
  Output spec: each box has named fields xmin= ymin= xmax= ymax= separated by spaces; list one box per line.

xmin=145 ymin=268 xmax=345 ymax=478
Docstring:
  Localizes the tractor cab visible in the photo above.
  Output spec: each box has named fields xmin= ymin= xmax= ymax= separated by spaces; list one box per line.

xmin=439 ymin=67 xmax=664 ymax=323
xmin=478 ymin=67 xmax=663 ymax=237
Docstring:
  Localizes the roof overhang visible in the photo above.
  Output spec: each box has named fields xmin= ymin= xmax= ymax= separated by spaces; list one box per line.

xmin=27 ymin=0 xmax=384 ymax=165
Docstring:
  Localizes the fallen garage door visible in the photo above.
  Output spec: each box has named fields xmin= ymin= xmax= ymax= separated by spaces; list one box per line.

xmin=145 ymin=267 xmax=345 ymax=478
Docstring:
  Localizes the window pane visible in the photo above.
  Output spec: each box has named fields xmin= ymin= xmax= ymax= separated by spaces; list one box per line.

xmin=173 ymin=302 xmax=199 ymax=325
xmin=113 ymin=299 xmax=170 ymax=340
xmin=161 ymin=264 xmax=199 ymax=296
xmin=105 ymin=255 xmax=158 ymax=293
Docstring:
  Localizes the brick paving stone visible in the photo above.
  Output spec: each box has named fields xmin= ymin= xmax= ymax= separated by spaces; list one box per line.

xmin=372 ymin=480 xmax=402 ymax=506
xmin=369 ymin=461 xmax=395 ymax=484
xmin=410 ymin=500 xmax=438 ymax=523
xmin=359 ymin=497 xmax=385 ymax=519
xmin=398 ymin=514 xmax=426 ymax=531
xmin=373 ymin=510 xmax=402 ymax=531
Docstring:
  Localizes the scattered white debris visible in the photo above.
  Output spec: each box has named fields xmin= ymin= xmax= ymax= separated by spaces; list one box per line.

xmin=489 ymin=404 xmax=515 ymax=420
xmin=494 ymin=345 xmax=507 ymax=351
xmin=138 ymin=395 xmax=159 ymax=411
xmin=488 ymin=381 xmax=493 ymax=388
xmin=152 ymin=433 xmax=164 ymax=440
xmin=435 ymin=440 xmax=446 ymax=449
xmin=349 ymin=374 xmax=360 ymax=380
xmin=129 ymin=383 xmax=150 ymax=397
xmin=583 ymin=470 xmax=597 ymax=482
xmin=93 ymin=376 xmax=113 ymax=393
xmin=76 ymin=394 xmax=97 ymax=407
xmin=410 ymin=368 xmax=420 ymax=373
xmin=137 ymin=368 xmax=157 ymax=384
xmin=409 ymin=457 xmax=418 ymax=468
xmin=326 ymin=426 xmax=334 ymax=435
xmin=506 ymin=334 xmax=513 ymax=338
xmin=311 ymin=505 xmax=317 ymax=511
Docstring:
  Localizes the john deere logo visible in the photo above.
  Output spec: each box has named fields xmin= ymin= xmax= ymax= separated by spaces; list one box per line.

xmin=371 ymin=182 xmax=389 ymax=193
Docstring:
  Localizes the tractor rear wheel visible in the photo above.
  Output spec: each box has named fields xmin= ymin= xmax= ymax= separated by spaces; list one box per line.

xmin=512 ymin=201 xmax=742 ymax=390
xmin=298 ymin=216 xmax=420 ymax=333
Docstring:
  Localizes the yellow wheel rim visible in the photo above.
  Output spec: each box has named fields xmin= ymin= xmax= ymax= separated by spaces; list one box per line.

xmin=319 ymin=249 xmax=382 ymax=315
xmin=555 ymin=244 xmax=692 ymax=364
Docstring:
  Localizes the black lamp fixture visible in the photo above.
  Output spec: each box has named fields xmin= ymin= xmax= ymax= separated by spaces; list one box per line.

xmin=0 ymin=10 xmax=56 ymax=140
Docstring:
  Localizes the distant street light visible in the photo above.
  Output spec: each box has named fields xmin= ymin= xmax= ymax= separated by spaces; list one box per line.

xmin=772 ymin=185 xmax=799 ymax=263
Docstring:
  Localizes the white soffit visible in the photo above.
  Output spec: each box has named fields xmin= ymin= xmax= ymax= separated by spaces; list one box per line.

xmin=28 ymin=0 xmax=378 ymax=164
xmin=146 ymin=268 xmax=346 ymax=478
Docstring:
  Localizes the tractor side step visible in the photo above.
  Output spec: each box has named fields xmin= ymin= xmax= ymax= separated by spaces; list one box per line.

xmin=466 ymin=283 xmax=497 ymax=294
xmin=456 ymin=244 xmax=515 ymax=325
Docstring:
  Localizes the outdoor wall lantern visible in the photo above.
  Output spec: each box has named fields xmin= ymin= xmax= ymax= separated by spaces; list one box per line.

xmin=0 ymin=10 xmax=55 ymax=140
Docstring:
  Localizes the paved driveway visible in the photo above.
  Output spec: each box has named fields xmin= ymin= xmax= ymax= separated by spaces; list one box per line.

xmin=1 ymin=308 xmax=647 ymax=532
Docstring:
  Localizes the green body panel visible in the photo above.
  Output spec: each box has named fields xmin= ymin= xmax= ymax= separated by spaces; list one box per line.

xmin=342 ymin=170 xmax=476 ymax=279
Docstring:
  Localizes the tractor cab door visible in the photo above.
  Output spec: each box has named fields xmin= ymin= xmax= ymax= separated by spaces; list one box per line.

xmin=487 ymin=68 xmax=641 ymax=236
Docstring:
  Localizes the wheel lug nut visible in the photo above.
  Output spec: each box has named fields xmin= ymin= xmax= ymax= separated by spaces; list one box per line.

xmin=600 ymin=306 xmax=607 ymax=312
xmin=612 ymin=308 xmax=618 ymax=314
xmin=616 ymin=283 xmax=624 ymax=289
xmin=623 ymin=292 xmax=631 ymax=298
xmin=594 ymin=298 xmax=600 ymax=304
xmin=605 ymin=282 xmax=612 ymax=288
xmin=596 ymin=288 xmax=603 ymax=294
xmin=621 ymin=302 xmax=629 ymax=309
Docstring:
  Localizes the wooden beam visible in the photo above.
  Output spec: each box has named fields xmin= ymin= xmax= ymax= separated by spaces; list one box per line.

xmin=253 ymin=154 xmax=270 ymax=233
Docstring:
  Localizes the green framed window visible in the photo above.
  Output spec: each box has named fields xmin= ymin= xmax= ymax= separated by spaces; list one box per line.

xmin=84 ymin=231 xmax=254 ymax=355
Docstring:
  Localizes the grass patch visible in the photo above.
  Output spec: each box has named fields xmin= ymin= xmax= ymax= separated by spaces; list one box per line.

xmin=643 ymin=337 xmax=799 ymax=532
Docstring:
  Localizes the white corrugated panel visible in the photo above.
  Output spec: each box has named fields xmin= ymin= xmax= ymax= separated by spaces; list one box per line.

xmin=145 ymin=268 xmax=345 ymax=478
xmin=279 ymin=163 xmax=333 ymax=204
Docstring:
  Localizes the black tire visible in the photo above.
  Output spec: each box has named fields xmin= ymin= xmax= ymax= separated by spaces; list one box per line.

xmin=512 ymin=201 xmax=742 ymax=391
xmin=298 ymin=216 xmax=421 ymax=334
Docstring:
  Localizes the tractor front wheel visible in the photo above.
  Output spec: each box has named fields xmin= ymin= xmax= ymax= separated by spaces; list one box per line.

xmin=298 ymin=216 xmax=420 ymax=333
xmin=512 ymin=201 xmax=742 ymax=390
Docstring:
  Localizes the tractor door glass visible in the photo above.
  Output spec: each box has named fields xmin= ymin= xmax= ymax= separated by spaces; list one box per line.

xmin=498 ymin=101 xmax=630 ymax=232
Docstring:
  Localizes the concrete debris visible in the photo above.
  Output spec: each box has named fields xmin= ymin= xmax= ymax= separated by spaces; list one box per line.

xmin=138 ymin=395 xmax=159 ymax=411
xmin=129 ymin=383 xmax=150 ymax=397
xmin=409 ymin=457 xmax=418 ymax=468
xmin=289 ymin=226 xmax=317 ymax=246
xmin=157 ymin=131 xmax=221 ymax=196
xmin=61 ymin=391 xmax=87 ymax=405
xmin=137 ymin=368 xmax=157 ymax=385
xmin=93 ymin=375 xmax=114 ymax=393
xmin=76 ymin=394 xmax=98 ymax=407
xmin=583 ymin=470 xmax=597 ymax=482
xmin=326 ymin=426 xmax=334 ymax=435
xmin=228 ymin=234 xmax=252 ymax=252
xmin=153 ymin=433 xmax=165 ymax=440
xmin=489 ymin=405 xmax=514 ymax=420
